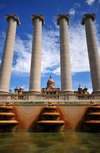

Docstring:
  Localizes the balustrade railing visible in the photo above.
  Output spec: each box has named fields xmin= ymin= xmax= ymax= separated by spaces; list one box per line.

xmin=0 ymin=93 xmax=100 ymax=104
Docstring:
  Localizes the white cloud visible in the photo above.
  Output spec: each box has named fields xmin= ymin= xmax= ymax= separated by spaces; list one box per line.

xmin=69 ymin=3 xmax=80 ymax=16
xmin=88 ymin=88 xmax=92 ymax=94
xmin=99 ymin=0 xmax=100 ymax=3
xmin=69 ymin=23 xmax=90 ymax=74
xmin=69 ymin=8 xmax=76 ymax=15
xmin=86 ymin=0 xmax=95 ymax=5
xmin=12 ymin=29 xmax=60 ymax=75
xmin=74 ymin=3 xmax=80 ymax=7
xmin=12 ymin=36 xmax=31 ymax=73
xmin=10 ymin=22 xmax=100 ymax=75
xmin=41 ymin=28 xmax=60 ymax=74
xmin=11 ymin=28 xmax=60 ymax=75
xmin=0 ymin=21 xmax=100 ymax=77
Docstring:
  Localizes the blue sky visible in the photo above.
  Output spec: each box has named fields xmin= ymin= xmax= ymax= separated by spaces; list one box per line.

xmin=0 ymin=0 xmax=100 ymax=93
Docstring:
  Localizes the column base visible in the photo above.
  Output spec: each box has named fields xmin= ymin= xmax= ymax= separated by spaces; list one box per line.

xmin=60 ymin=90 xmax=74 ymax=94
xmin=0 ymin=91 xmax=9 ymax=94
xmin=92 ymin=90 xmax=100 ymax=94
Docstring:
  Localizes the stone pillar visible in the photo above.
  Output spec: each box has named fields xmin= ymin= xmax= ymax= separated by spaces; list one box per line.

xmin=0 ymin=14 xmax=20 ymax=93
xmin=29 ymin=15 xmax=44 ymax=93
xmin=81 ymin=14 xmax=100 ymax=94
xmin=57 ymin=14 xmax=73 ymax=93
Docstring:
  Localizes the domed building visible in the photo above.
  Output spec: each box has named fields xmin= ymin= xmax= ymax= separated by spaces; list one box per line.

xmin=41 ymin=76 xmax=60 ymax=94
xmin=14 ymin=85 xmax=24 ymax=94
xmin=74 ymin=85 xmax=89 ymax=94
xmin=47 ymin=76 xmax=55 ymax=88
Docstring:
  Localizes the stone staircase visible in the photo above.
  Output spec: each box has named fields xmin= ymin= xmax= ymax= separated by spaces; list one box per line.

xmin=84 ymin=106 xmax=100 ymax=132
xmin=0 ymin=105 xmax=19 ymax=132
xmin=37 ymin=105 xmax=65 ymax=131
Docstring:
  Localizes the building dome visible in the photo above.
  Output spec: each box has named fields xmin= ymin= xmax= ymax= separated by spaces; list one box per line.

xmin=19 ymin=85 xmax=24 ymax=91
xmin=78 ymin=85 xmax=82 ymax=91
xmin=47 ymin=76 xmax=55 ymax=88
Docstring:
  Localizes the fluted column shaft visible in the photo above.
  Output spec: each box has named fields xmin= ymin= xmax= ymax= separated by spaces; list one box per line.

xmin=29 ymin=15 xmax=44 ymax=93
xmin=57 ymin=14 xmax=73 ymax=93
xmin=82 ymin=14 xmax=100 ymax=93
xmin=0 ymin=14 xmax=20 ymax=93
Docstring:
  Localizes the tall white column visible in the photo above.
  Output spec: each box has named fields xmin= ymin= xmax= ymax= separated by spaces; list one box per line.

xmin=81 ymin=14 xmax=100 ymax=94
xmin=57 ymin=14 xmax=73 ymax=93
xmin=0 ymin=14 xmax=20 ymax=93
xmin=29 ymin=15 xmax=44 ymax=93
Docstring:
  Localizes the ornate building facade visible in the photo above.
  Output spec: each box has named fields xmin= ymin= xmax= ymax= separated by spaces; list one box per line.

xmin=41 ymin=76 xmax=60 ymax=94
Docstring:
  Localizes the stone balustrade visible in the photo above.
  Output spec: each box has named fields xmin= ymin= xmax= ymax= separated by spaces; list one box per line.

xmin=0 ymin=93 xmax=100 ymax=103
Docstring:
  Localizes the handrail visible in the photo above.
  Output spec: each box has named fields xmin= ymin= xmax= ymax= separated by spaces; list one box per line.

xmin=0 ymin=93 xmax=100 ymax=103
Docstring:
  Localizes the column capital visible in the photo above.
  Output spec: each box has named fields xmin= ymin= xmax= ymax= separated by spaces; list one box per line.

xmin=5 ymin=14 xmax=21 ymax=25
xmin=31 ymin=14 xmax=45 ymax=25
xmin=57 ymin=14 xmax=70 ymax=25
xmin=81 ymin=14 xmax=96 ymax=25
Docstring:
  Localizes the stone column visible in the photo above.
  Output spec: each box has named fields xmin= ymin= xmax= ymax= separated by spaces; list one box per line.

xmin=81 ymin=14 xmax=100 ymax=94
xmin=57 ymin=14 xmax=73 ymax=93
xmin=0 ymin=14 xmax=20 ymax=93
xmin=29 ymin=15 xmax=44 ymax=93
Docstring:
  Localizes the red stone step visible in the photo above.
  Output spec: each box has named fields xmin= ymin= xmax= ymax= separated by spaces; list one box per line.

xmin=84 ymin=120 xmax=100 ymax=124
xmin=0 ymin=113 xmax=15 ymax=116
xmin=0 ymin=106 xmax=13 ymax=110
xmin=44 ymin=106 xmax=57 ymax=110
xmin=89 ymin=106 xmax=100 ymax=109
xmin=42 ymin=112 xmax=60 ymax=116
xmin=0 ymin=120 xmax=19 ymax=125
xmin=88 ymin=112 xmax=100 ymax=115
xmin=37 ymin=120 xmax=65 ymax=124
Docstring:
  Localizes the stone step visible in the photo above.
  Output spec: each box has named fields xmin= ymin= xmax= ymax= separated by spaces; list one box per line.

xmin=37 ymin=120 xmax=65 ymax=124
xmin=0 ymin=120 xmax=19 ymax=125
xmin=88 ymin=112 xmax=100 ymax=115
xmin=0 ymin=106 xmax=13 ymax=110
xmin=84 ymin=120 xmax=100 ymax=124
xmin=44 ymin=106 xmax=57 ymax=109
xmin=0 ymin=112 xmax=15 ymax=116
xmin=42 ymin=112 xmax=60 ymax=116
xmin=89 ymin=106 xmax=100 ymax=109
